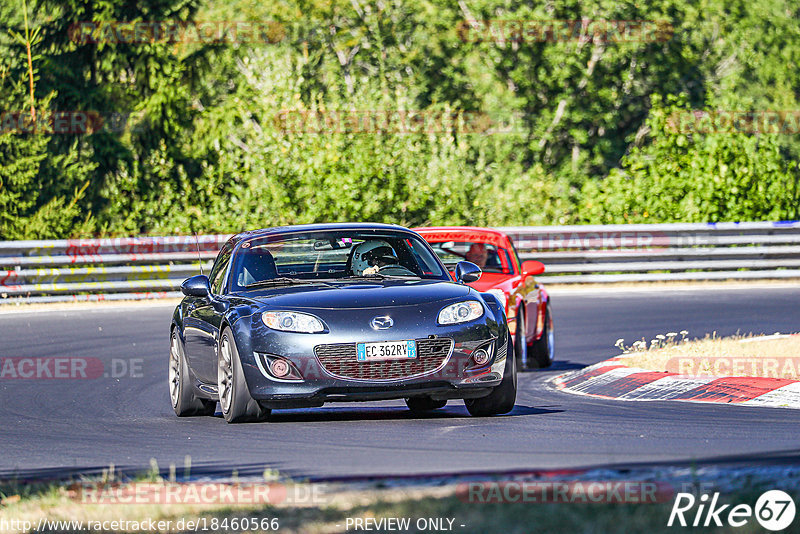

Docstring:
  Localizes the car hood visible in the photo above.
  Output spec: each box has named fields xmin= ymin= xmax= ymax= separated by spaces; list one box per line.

xmin=232 ymin=279 xmax=472 ymax=309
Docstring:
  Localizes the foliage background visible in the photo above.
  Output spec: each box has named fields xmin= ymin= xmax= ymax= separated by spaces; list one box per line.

xmin=0 ymin=0 xmax=798 ymax=238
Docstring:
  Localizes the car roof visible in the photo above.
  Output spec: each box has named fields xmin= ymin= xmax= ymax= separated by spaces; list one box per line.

xmin=232 ymin=222 xmax=416 ymax=243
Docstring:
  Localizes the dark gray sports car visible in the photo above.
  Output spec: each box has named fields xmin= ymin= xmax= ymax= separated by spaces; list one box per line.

xmin=169 ymin=223 xmax=515 ymax=423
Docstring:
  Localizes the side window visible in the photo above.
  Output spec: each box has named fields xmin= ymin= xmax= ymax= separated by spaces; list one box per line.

xmin=209 ymin=242 xmax=234 ymax=295
xmin=497 ymin=248 xmax=513 ymax=273
xmin=507 ymin=240 xmax=523 ymax=274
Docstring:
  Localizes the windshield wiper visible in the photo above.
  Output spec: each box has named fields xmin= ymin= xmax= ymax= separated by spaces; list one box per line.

xmin=342 ymin=273 xmax=419 ymax=281
xmin=244 ymin=277 xmax=313 ymax=288
xmin=244 ymin=277 xmax=340 ymax=289
xmin=341 ymin=273 xmax=390 ymax=280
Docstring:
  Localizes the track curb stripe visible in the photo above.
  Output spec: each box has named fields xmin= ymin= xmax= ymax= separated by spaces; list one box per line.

xmin=617 ymin=376 xmax=714 ymax=400
xmin=598 ymin=371 xmax=680 ymax=398
xmin=671 ymin=377 xmax=797 ymax=403
xmin=553 ymin=357 xmax=800 ymax=409
xmin=555 ymin=365 xmax=626 ymax=389
xmin=563 ymin=368 xmax=646 ymax=397
xmin=741 ymin=381 xmax=800 ymax=408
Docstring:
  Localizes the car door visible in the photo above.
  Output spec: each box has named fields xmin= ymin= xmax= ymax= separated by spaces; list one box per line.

xmin=183 ymin=242 xmax=233 ymax=383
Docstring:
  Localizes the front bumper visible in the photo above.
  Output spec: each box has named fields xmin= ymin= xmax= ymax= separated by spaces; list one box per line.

xmin=253 ymin=383 xmax=497 ymax=409
xmin=231 ymin=306 xmax=508 ymax=408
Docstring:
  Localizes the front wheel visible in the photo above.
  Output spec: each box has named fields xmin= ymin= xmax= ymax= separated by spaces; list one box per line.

xmin=169 ymin=330 xmax=216 ymax=417
xmin=464 ymin=333 xmax=516 ymax=416
xmin=530 ymin=304 xmax=554 ymax=368
xmin=218 ymin=328 xmax=271 ymax=423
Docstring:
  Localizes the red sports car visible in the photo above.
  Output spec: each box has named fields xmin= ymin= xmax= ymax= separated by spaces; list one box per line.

xmin=414 ymin=226 xmax=554 ymax=369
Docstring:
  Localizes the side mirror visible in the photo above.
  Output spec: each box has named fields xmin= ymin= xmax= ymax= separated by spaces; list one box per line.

xmin=455 ymin=261 xmax=482 ymax=283
xmin=521 ymin=260 xmax=545 ymax=277
xmin=181 ymin=275 xmax=212 ymax=298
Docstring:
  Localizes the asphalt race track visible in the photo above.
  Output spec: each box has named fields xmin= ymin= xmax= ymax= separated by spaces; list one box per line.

xmin=2 ymin=286 xmax=799 ymax=481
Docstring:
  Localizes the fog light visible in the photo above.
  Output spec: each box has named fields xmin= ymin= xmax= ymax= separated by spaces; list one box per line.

xmin=255 ymin=353 xmax=303 ymax=381
xmin=270 ymin=359 xmax=291 ymax=378
xmin=473 ymin=349 xmax=490 ymax=366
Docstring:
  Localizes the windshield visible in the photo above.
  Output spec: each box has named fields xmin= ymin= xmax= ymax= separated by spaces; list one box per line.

xmin=427 ymin=241 xmax=513 ymax=274
xmin=230 ymin=230 xmax=449 ymax=291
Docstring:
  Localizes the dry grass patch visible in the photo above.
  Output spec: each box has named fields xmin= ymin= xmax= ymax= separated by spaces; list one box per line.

xmin=618 ymin=334 xmax=800 ymax=379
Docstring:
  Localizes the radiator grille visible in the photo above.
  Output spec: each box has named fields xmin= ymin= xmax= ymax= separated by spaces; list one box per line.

xmin=314 ymin=338 xmax=453 ymax=381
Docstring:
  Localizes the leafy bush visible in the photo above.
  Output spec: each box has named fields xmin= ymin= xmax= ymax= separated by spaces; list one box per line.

xmin=0 ymin=0 xmax=798 ymax=238
xmin=579 ymin=95 xmax=800 ymax=223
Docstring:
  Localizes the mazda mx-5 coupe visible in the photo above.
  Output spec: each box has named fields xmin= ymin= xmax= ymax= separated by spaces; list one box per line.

xmin=169 ymin=223 xmax=516 ymax=423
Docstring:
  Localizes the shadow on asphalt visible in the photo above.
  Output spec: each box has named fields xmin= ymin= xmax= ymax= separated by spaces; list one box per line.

xmin=221 ymin=404 xmax=563 ymax=423
xmin=508 ymin=405 xmax=563 ymax=416
xmin=516 ymin=360 xmax=585 ymax=373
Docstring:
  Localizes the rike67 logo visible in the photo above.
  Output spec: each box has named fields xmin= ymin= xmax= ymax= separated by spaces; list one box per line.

xmin=668 ymin=490 xmax=796 ymax=530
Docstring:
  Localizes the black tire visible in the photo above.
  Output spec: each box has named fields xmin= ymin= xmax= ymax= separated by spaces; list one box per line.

xmin=530 ymin=304 xmax=554 ymax=369
xmin=169 ymin=330 xmax=216 ymax=417
xmin=218 ymin=328 xmax=271 ymax=423
xmin=464 ymin=333 xmax=517 ymax=416
xmin=405 ymin=397 xmax=447 ymax=413
xmin=514 ymin=309 xmax=534 ymax=370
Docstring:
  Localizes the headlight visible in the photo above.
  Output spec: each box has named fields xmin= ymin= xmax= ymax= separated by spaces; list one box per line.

xmin=262 ymin=311 xmax=325 ymax=333
xmin=438 ymin=301 xmax=484 ymax=325
xmin=485 ymin=289 xmax=507 ymax=310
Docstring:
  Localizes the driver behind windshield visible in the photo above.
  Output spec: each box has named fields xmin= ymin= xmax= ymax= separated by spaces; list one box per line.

xmin=465 ymin=243 xmax=488 ymax=268
xmin=351 ymin=240 xmax=412 ymax=276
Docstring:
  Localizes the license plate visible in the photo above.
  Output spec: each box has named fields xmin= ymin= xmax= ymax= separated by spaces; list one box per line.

xmin=356 ymin=340 xmax=417 ymax=362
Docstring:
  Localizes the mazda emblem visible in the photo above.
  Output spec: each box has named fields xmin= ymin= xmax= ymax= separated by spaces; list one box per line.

xmin=370 ymin=316 xmax=394 ymax=330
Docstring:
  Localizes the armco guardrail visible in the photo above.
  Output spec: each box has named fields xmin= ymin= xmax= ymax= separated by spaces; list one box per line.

xmin=1 ymin=222 xmax=799 ymax=303
xmin=0 ymin=235 xmax=229 ymax=303
xmin=499 ymin=221 xmax=800 ymax=283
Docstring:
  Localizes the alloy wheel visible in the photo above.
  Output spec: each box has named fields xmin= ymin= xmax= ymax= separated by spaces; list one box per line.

xmin=168 ymin=334 xmax=181 ymax=408
xmin=218 ymin=336 xmax=234 ymax=414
